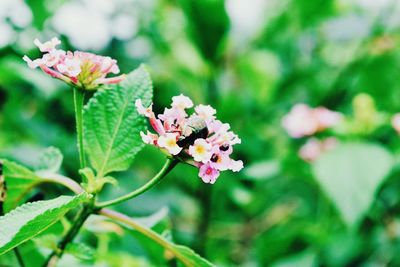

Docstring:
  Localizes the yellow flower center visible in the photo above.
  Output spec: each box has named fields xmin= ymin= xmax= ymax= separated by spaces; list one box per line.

xmin=166 ymin=139 xmax=176 ymax=147
xmin=195 ymin=145 xmax=205 ymax=154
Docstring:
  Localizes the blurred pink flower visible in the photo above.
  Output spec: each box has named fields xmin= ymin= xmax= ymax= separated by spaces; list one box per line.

xmin=23 ymin=37 xmax=125 ymax=90
xmin=282 ymin=104 xmax=342 ymax=138
xmin=299 ymin=137 xmax=338 ymax=162
xmin=136 ymin=95 xmax=243 ymax=184
xmin=392 ymin=113 xmax=400 ymax=134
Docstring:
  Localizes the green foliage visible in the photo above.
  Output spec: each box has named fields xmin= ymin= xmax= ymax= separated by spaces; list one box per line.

xmin=65 ymin=242 xmax=96 ymax=261
xmin=83 ymin=65 xmax=153 ymax=177
xmin=173 ymin=245 xmax=214 ymax=267
xmin=179 ymin=0 xmax=229 ymax=62
xmin=312 ymin=143 xmax=394 ymax=227
xmin=0 ymin=194 xmax=88 ymax=255
xmin=1 ymin=159 xmax=43 ymax=212
xmin=113 ymin=211 xmax=214 ymax=267
xmin=35 ymin=146 xmax=63 ymax=172
xmin=80 ymin=167 xmax=117 ymax=193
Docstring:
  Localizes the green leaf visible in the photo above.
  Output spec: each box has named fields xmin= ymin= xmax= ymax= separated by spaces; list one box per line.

xmin=103 ymin=210 xmax=214 ymax=267
xmin=83 ymin=65 xmax=153 ymax=177
xmin=1 ymin=160 xmax=84 ymax=211
xmin=312 ymin=142 xmax=394 ymax=227
xmin=0 ymin=194 xmax=89 ymax=255
xmin=1 ymin=159 xmax=43 ymax=212
xmin=179 ymin=0 xmax=229 ymax=62
xmin=80 ymin=168 xmax=117 ymax=193
xmin=35 ymin=147 xmax=63 ymax=172
xmin=125 ymin=207 xmax=171 ymax=265
xmin=65 ymin=242 xmax=96 ymax=261
xmin=174 ymin=245 xmax=214 ymax=267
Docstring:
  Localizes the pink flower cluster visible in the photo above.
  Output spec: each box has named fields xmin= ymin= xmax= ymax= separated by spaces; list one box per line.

xmin=23 ymin=37 xmax=125 ymax=89
xmin=299 ymin=137 xmax=338 ymax=162
xmin=136 ymin=94 xmax=243 ymax=184
xmin=282 ymin=104 xmax=342 ymax=138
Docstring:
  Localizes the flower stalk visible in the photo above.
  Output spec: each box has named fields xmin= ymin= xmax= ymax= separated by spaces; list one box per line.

xmin=73 ymin=87 xmax=86 ymax=169
xmin=96 ymin=158 xmax=179 ymax=208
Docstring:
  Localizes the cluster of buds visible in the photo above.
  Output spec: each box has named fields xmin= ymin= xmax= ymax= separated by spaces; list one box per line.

xmin=136 ymin=94 xmax=243 ymax=184
xmin=299 ymin=137 xmax=338 ymax=162
xmin=23 ymin=37 xmax=125 ymax=90
xmin=282 ymin=104 xmax=342 ymax=138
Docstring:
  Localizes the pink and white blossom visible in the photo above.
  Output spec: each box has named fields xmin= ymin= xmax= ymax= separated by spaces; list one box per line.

xmin=140 ymin=131 xmax=158 ymax=145
xmin=136 ymin=94 xmax=243 ymax=184
xmin=230 ymin=160 xmax=244 ymax=172
xmin=195 ymin=104 xmax=216 ymax=120
xmin=314 ymin=107 xmax=342 ymax=130
xmin=157 ymin=133 xmax=182 ymax=155
xmin=34 ymin=37 xmax=61 ymax=52
xmin=172 ymin=94 xmax=194 ymax=110
xmin=392 ymin=113 xmax=400 ymax=134
xmin=199 ymin=163 xmax=220 ymax=184
xmin=189 ymin=138 xmax=212 ymax=163
xmin=299 ymin=137 xmax=338 ymax=162
xmin=282 ymin=104 xmax=342 ymax=138
xmin=23 ymin=37 xmax=125 ymax=89
xmin=209 ymin=150 xmax=231 ymax=171
xmin=57 ymin=57 xmax=81 ymax=77
xmin=135 ymin=99 xmax=154 ymax=118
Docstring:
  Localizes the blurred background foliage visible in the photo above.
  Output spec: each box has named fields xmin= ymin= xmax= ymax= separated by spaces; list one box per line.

xmin=1 ymin=0 xmax=400 ymax=266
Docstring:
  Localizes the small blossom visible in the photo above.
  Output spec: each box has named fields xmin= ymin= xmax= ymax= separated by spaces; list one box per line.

xmin=230 ymin=160 xmax=244 ymax=172
xmin=140 ymin=131 xmax=158 ymax=145
xmin=34 ymin=37 xmax=61 ymax=52
xmin=282 ymin=104 xmax=342 ymax=138
xmin=209 ymin=150 xmax=231 ymax=171
xmin=57 ymin=57 xmax=81 ymax=77
xmin=218 ymin=143 xmax=233 ymax=155
xmin=135 ymin=99 xmax=154 ymax=118
xmin=189 ymin=139 xmax=212 ymax=163
xmin=158 ymin=107 xmax=187 ymax=123
xmin=23 ymin=55 xmax=43 ymax=69
xmin=23 ymin=37 xmax=124 ymax=90
xmin=172 ymin=94 xmax=193 ymax=110
xmin=314 ymin=107 xmax=342 ymax=130
xmin=392 ymin=113 xmax=400 ymax=134
xmin=282 ymin=104 xmax=319 ymax=138
xmin=136 ymin=94 xmax=243 ymax=184
xmin=42 ymin=49 xmax=65 ymax=67
xmin=299 ymin=137 xmax=338 ymax=162
xmin=195 ymin=104 xmax=216 ymax=120
xmin=157 ymin=133 xmax=182 ymax=155
xmin=199 ymin=163 xmax=220 ymax=184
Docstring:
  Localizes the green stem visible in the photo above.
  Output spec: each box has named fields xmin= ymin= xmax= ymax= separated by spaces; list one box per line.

xmin=37 ymin=172 xmax=84 ymax=194
xmin=96 ymin=158 xmax=179 ymax=208
xmin=43 ymin=203 xmax=94 ymax=267
xmin=73 ymin=87 xmax=86 ymax=169
xmin=14 ymin=247 xmax=25 ymax=267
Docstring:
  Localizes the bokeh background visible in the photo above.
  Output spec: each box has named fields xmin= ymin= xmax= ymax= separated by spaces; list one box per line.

xmin=2 ymin=0 xmax=400 ymax=266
